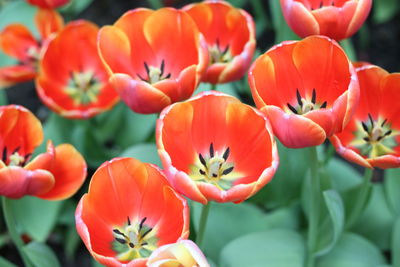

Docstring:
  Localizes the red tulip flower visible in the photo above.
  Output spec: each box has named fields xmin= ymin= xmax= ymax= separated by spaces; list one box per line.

xmin=26 ymin=0 xmax=70 ymax=8
xmin=147 ymin=240 xmax=210 ymax=267
xmin=183 ymin=0 xmax=256 ymax=84
xmin=36 ymin=20 xmax=119 ymax=119
xmin=248 ymin=35 xmax=359 ymax=148
xmin=331 ymin=63 xmax=400 ymax=169
xmin=98 ymin=8 xmax=208 ymax=114
xmin=75 ymin=157 xmax=189 ymax=267
xmin=0 ymin=9 xmax=63 ymax=87
xmin=0 ymin=105 xmax=87 ymax=199
xmin=280 ymin=0 xmax=372 ymax=41
xmin=156 ymin=91 xmax=279 ymax=204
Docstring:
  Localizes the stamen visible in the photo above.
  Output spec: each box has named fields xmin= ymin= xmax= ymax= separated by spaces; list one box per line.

xmin=113 ymin=229 xmax=125 ymax=236
xmin=165 ymin=73 xmax=171 ymax=79
xmin=216 ymin=39 xmax=220 ymax=49
xmin=199 ymin=154 xmax=207 ymax=167
xmin=296 ymin=89 xmax=302 ymax=107
xmin=287 ymin=103 xmax=298 ymax=114
xmin=320 ymin=101 xmax=327 ymax=109
xmin=363 ymin=137 xmax=369 ymax=142
xmin=141 ymin=242 xmax=148 ymax=246
xmin=2 ymin=147 xmax=7 ymax=162
xmin=368 ymin=114 xmax=374 ymax=128
xmin=127 ymin=217 xmax=131 ymax=226
xmin=116 ymin=238 xmax=126 ymax=244
xmin=129 ymin=242 xmax=135 ymax=248
xmin=199 ymin=169 xmax=206 ymax=175
xmin=311 ymin=88 xmax=316 ymax=104
xmin=223 ymin=147 xmax=230 ymax=161
xmin=141 ymin=228 xmax=152 ymax=239
xmin=144 ymin=62 xmax=150 ymax=74
xmin=160 ymin=60 xmax=165 ymax=76
xmin=381 ymin=119 xmax=388 ymax=127
xmin=212 ymin=173 xmax=218 ymax=178
xmin=222 ymin=166 xmax=234 ymax=176
xmin=209 ymin=143 xmax=214 ymax=158
xmin=361 ymin=122 xmax=369 ymax=132
xmin=12 ymin=147 xmax=20 ymax=154
xmin=139 ymin=217 xmax=147 ymax=231
xmin=222 ymin=45 xmax=230 ymax=55
xmin=385 ymin=130 xmax=392 ymax=136
xmin=137 ymin=73 xmax=147 ymax=82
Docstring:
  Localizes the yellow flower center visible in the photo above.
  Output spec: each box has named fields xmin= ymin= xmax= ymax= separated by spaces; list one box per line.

xmin=64 ymin=70 xmax=103 ymax=106
xmin=209 ymin=39 xmax=232 ymax=64
xmin=287 ymin=88 xmax=327 ymax=115
xmin=137 ymin=60 xmax=171 ymax=84
xmin=2 ymin=147 xmax=30 ymax=167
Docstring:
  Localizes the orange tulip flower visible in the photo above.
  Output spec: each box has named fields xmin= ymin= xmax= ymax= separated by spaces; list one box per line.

xmin=0 ymin=9 xmax=63 ymax=87
xmin=248 ymin=35 xmax=359 ymax=148
xmin=147 ymin=240 xmax=210 ymax=267
xmin=331 ymin=63 xmax=400 ymax=169
xmin=98 ymin=8 xmax=208 ymax=114
xmin=183 ymin=0 xmax=256 ymax=84
xmin=26 ymin=0 xmax=70 ymax=8
xmin=75 ymin=157 xmax=189 ymax=267
xmin=36 ymin=20 xmax=119 ymax=119
xmin=0 ymin=105 xmax=87 ymax=199
xmin=156 ymin=91 xmax=279 ymax=204
xmin=280 ymin=0 xmax=372 ymax=41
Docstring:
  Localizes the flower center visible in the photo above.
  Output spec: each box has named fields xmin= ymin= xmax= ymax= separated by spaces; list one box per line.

xmin=209 ymin=39 xmax=232 ymax=64
xmin=64 ymin=70 xmax=103 ymax=106
xmin=190 ymin=143 xmax=237 ymax=190
xmin=287 ymin=88 xmax=327 ymax=115
xmin=137 ymin=60 xmax=171 ymax=84
xmin=112 ymin=217 xmax=158 ymax=261
xmin=298 ymin=0 xmax=349 ymax=10
xmin=351 ymin=114 xmax=399 ymax=158
xmin=1 ymin=147 xmax=30 ymax=167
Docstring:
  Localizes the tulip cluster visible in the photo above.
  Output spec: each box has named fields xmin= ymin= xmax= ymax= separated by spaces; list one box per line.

xmin=1 ymin=0 xmax=399 ymax=266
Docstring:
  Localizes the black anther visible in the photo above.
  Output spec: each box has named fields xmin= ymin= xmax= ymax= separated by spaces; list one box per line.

xmin=381 ymin=119 xmax=388 ymax=127
xmin=296 ymin=89 xmax=302 ymax=107
xmin=139 ymin=217 xmax=147 ymax=231
xmin=368 ymin=114 xmax=374 ymax=128
xmin=222 ymin=167 xmax=234 ymax=176
xmin=287 ymin=103 xmax=298 ymax=114
xmin=199 ymin=154 xmax=207 ymax=167
xmin=199 ymin=169 xmax=206 ymax=175
xmin=311 ymin=88 xmax=316 ymax=104
xmin=160 ymin=60 xmax=165 ymax=76
xmin=210 ymin=143 xmax=214 ymax=157
xmin=361 ymin=122 xmax=368 ymax=132
xmin=141 ymin=228 xmax=152 ymax=239
xmin=127 ymin=216 xmax=131 ymax=226
xmin=223 ymin=147 xmax=230 ymax=161
xmin=320 ymin=101 xmax=327 ymax=109
xmin=115 ymin=238 xmax=126 ymax=245
xmin=2 ymin=147 xmax=7 ymax=162
xmin=129 ymin=242 xmax=135 ymax=248
xmin=144 ymin=62 xmax=150 ymax=74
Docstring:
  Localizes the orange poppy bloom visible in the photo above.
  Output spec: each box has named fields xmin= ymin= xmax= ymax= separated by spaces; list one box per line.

xmin=75 ymin=157 xmax=189 ymax=267
xmin=0 ymin=105 xmax=87 ymax=199
xmin=26 ymin=0 xmax=70 ymax=8
xmin=183 ymin=0 xmax=256 ymax=84
xmin=147 ymin=240 xmax=210 ymax=267
xmin=0 ymin=8 xmax=63 ymax=87
xmin=36 ymin=20 xmax=119 ymax=119
xmin=330 ymin=63 xmax=400 ymax=169
xmin=156 ymin=91 xmax=279 ymax=204
xmin=98 ymin=8 xmax=208 ymax=114
xmin=280 ymin=0 xmax=372 ymax=41
xmin=248 ymin=35 xmax=359 ymax=148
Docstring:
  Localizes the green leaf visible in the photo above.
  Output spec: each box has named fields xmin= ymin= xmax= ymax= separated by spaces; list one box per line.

xmin=227 ymin=0 xmax=247 ymax=7
xmin=9 ymin=197 xmax=63 ymax=242
xmin=0 ymin=0 xmax=37 ymax=33
xmin=0 ymin=256 xmax=18 ymax=267
xmin=384 ymin=168 xmax=400 ymax=215
xmin=251 ymin=143 xmax=309 ymax=208
xmin=392 ymin=217 xmax=400 ymax=267
xmin=326 ymin=158 xmax=362 ymax=192
xmin=191 ymin=201 xmax=272 ymax=262
xmin=60 ymin=0 xmax=93 ymax=15
xmin=194 ymin=82 xmax=240 ymax=98
xmin=23 ymin=242 xmax=60 ymax=267
xmin=315 ymin=190 xmax=345 ymax=256
xmin=351 ymin=184 xmax=395 ymax=250
xmin=220 ymin=229 xmax=305 ymax=267
xmin=0 ymin=89 xmax=7 ymax=104
xmin=316 ymin=233 xmax=386 ymax=267
xmin=119 ymin=143 xmax=161 ymax=167
xmin=91 ymin=103 xmax=126 ymax=144
xmin=115 ymin=107 xmax=157 ymax=148
xmin=373 ymin=0 xmax=400 ymax=24
xmin=269 ymin=0 xmax=299 ymax=42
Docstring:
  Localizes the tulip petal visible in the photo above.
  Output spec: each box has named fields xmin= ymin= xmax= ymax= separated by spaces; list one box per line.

xmin=0 ymin=65 xmax=36 ymax=87
xmin=35 ymin=8 xmax=64 ymax=40
xmin=0 ymin=24 xmax=38 ymax=61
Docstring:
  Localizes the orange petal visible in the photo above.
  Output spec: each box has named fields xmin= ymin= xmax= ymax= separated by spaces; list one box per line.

xmin=0 ymin=166 xmax=54 ymax=199
xmin=0 ymin=24 xmax=38 ymax=61
xmin=110 ymin=73 xmax=170 ymax=114
xmin=26 ymin=0 xmax=69 ymax=8
xmin=329 ymin=135 xmax=371 ymax=168
xmin=35 ymin=8 xmax=64 ymax=40
xmin=0 ymin=65 xmax=36 ymax=88
xmin=36 ymin=144 xmax=87 ymax=200
xmin=0 ymin=105 xmax=43 ymax=160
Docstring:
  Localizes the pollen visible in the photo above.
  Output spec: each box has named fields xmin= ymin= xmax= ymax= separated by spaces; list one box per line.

xmin=64 ymin=70 xmax=102 ymax=106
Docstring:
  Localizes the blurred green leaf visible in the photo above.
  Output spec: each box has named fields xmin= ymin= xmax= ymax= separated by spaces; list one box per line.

xmin=315 ymin=190 xmax=345 ymax=256
xmin=269 ymin=0 xmax=298 ymax=43
xmin=92 ymin=258 xmax=104 ymax=267
xmin=115 ymin=107 xmax=157 ymax=148
xmin=0 ymin=0 xmax=37 ymax=33
xmin=392 ymin=217 xmax=400 ymax=267
xmin=191 ymin=201 xmax=272 ymax=262
xmin=227 ymin=0 xmax=247 ymax=7
xmin=9 ymin=197 xmax=63 ymax=242
xmin=0 ymin=256 xmax=17 ymax=267
xmin=316 ymin=233 xmax=386 ymax=267
xmin=373 ymin=0 xmax=400 ymax=24
xmin=351 ymin=184 xmax=395 ymax=250
xmin=119 ymin=143 xmax=161 ymax=167
xmin=340 ymin=39 xmax=357 ymax=61
xmin=251 ymin=143 xmax=309 ymax=208
xmin=384 ymin=168 xmax=400 ymax=215
xmin=220 ymin=229 xmax=305 ymax=267
xmin=0 ymin=89 xmax=7 ymax=104
xmin=60 ymin=0 xmax=93 ymax=16
xmin=194 ymin=82 xmax=240 ymax=99
xmin=327 ymin=158 xmax=362 ymax=192
xmin=23 ymin=242 xmax=60 ymax=267
xmin=92 ymin=103 xmax=125 ymax=144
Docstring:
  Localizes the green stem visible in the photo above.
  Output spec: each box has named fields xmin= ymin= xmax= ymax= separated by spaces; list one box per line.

xmin=345 ymin=168 xmax=373 ymax=229
xmin=306 ymin=146 xmax=320 ymax=267
xmin=196 ymin=202 xmax=211 ymax=248
xmin=210 ymin=83 xmax=217 ymax=91
xmin=2 ymin=197 xmax=32 ymax=267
